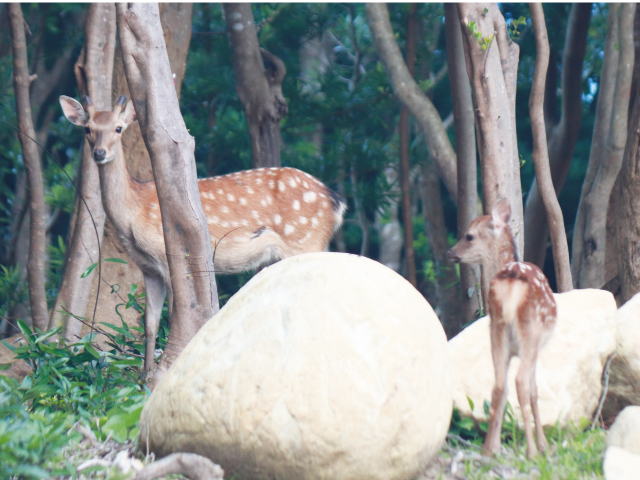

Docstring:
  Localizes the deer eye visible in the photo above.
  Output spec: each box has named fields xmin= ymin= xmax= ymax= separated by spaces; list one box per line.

xmin=84 ymin=127 xmax=90 ymax=135
xmin=115 ymin=126 xmax=122 ymax=134
xmin=466 ymin=233 xmax=474 ymax=242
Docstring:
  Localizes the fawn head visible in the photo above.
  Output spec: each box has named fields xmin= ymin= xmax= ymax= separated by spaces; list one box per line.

xmin=447 ymin=198 xmax=514 ymax=265
xmin=59 ymin=95 xmax=136 ymax=165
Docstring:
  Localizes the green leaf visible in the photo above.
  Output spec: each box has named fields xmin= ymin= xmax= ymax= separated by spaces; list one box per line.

xmin=16 ymin=320 xmax=35 ymax=344
xmin=34 ymin=328 xmax=61 ymax=345
xmin=467 ymin=396 xmax=475 ymax=411
xmin=458 ymin=417 xmax=475 ymax=431
xmin=104 ymin=258 xmax=127 ymax=264
xmin=80 ymin=263 xmax=97 ymax=278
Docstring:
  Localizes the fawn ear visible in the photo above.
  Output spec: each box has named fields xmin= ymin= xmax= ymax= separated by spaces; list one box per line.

xmin=59 ymin=96 xmax=89 ymax=126
xmin=490 ymin=198 xmax=511 ymax=229
xmin=120 ymin=100 xmax=137 ymax=125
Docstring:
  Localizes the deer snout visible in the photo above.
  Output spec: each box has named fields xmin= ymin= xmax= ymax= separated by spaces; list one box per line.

xmin=446 ymin=247 xmax=461 ymax=263
xmin=93 ymin=148 xmax=107 ymax=162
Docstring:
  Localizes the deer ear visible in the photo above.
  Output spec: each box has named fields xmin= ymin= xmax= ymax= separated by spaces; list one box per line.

xmin=120 ymin=100 xmax=137 ymax=125
xmin=59 ymin=96 xmax=89 ymax=126
xmin=490 ymin=198 xmax=511 ymax=228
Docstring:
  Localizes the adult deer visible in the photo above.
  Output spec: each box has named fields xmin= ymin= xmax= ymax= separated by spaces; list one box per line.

xmin=447 ymin=199 xmax=556 ymax=459
xmin=60 ymin=95 xmax=347 ymax=372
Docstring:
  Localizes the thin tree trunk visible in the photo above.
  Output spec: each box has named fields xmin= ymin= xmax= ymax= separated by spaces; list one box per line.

xmin=456 ymin=3 xmax=523 ymax=296
xmin=616 ymin=78 xmax=640 ymax=303
xmin=421 ymin=161 xmax=461 ymax=338
xmin=223 ymin=3 xmax=288 ymax=168
xmin=375 ymin=168 xmax=402 ymax=272
xmin=365 ymin=3 xmax=458 ymax=203
xmin=399 ymin=4 xmax=417 ymax=287
xmin=116 ymin=3 xmax=219 ymax=384
xmin=9 ymin=4 xmax=48 ymax=332
xmin=529 ymin=3 xmax=573 ymax=292
xmin=579 ymin=4 xmax=634 ymax=289
xmin=444 ymin=3 xmax=481 ymax=321
xmin=524 ymin=4 xmax=592 ymax=267
xmin=572 ymin=4 xmax=619 ymax=286
xmin=49 ymin=3 xmax=115 ymax=336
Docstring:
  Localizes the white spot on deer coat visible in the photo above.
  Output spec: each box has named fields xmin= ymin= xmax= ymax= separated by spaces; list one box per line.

xmin=302 ymin=181 xmax=309 ymax=188
xmin=221 ymin=220 xmax=229 ymax=227
xmin=303 ymin=191 xmax=317 ymax=203
xmin=289 ymin=178 xmax=297 ymax=188
xmin=278 ymin=181 xmax=286 ymax=192
xmin=293 ymin=200 xmax=300 ymax=210
xmin=227 ymin=194 xmax=235 ymax=202
xmin=274 ymin=214 xmax=282 ymax=225
xmin=299 ymin=216 xmax=308 ymax=224
xmin=239 ymin=197 xmax=247 ymax=206
xmin=221 ymin=206 xmax=230 ymax=214
xmin=269 ymin=180 xmax=275 ymax=189
xmin=284 ymin=224 xmax=295 ymax=235
xmin=217 ymin=189 xmax=224 ymax=195
xmin=311 ymin=217 xmax=319 ymax=227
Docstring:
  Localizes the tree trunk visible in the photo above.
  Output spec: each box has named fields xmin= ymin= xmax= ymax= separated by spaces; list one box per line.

xmin=49 ymin=3 xmax=115 ymax=337
xmin=365 ymin=3 xmax=458 ymax=203
xmin=398 ymin=4 xmax=417 ymax=288
xmin=457 ymin=3 xmax=523 ymax=296
xmin=116 ymin=3 xmax=219 ymax=384
xmin=9 ymin=4 xmax=48 ymax=332
xmin=375 ymin=168 xmax=402 ymax=272
xmin=529 ymin=3 xmax=573 ymax=292
xmin=578 ymin=4 xmax=635 ymax=289
xmin=444 ymin=3 xmax=481 ymax=321
xmin=616 ymin=79 xmax=640 ymax=303
xmin=524 ymin=4 xmax=592 ymax=267
xmin=223 ymin=3 xmax=288 ymax=168
xmin=421 ymin=161 xmax=461 ymax=338
xmin=572 ymin=4 xmax=620 ymax=286
xmin=81 ymin=4 xmax=194 ymax=345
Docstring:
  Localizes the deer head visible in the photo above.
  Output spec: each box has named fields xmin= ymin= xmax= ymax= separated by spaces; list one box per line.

xmin=59 ymin=95 xmax=137 ymax=165
xmin=446 ymin=198 xmax=516 ymax=266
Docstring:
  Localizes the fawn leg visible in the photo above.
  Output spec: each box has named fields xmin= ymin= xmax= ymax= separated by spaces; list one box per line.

xmin=484 ymin=322 xmax=510 ymax=457
xmin=143 ymin=273 xmax=166 ymax=373
xmin=530 ymin=361 xmax=547 ymax=453
xmin=516 ymin=340 xmax=538 ymax=459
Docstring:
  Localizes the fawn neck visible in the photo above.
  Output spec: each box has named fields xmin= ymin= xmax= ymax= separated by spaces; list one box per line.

xmin=485 ymin=226 xmax=519 ymax=283
xmin=97 ymin=141 xmax=142 ymax=234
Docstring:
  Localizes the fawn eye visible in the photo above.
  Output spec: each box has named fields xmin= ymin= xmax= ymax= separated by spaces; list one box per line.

xmin=466 ymin=233 xmax=474 ymax=242
xmin=115 ymin=126 xmax=122 ymax=134
xmin=84 ymin=127 xmax=90 ymax=135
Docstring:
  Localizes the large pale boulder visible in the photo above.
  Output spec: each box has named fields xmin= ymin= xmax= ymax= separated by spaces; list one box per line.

xmin=603 ymin=293 xmax=640 ymax=421
xmin=608 ymin=406 xmax=640 ymax=455
xmin=140 ymin=253 xmax=451 ymax=480
xmin=449 ymin=289 xmax=616 ymax=426
xmin=604 ymin=446 xmax=640 ymax=480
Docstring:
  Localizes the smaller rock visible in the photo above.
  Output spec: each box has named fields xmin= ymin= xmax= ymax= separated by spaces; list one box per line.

xmin=603 ymin=293 xmax=640 ymax=421
xmin=449 ymin=289 xmax=617 ymax=426
xmin=608 ymin=406 xmax=640 ymax=455
xmin=604 ymin=446 xmax=640 ymax=480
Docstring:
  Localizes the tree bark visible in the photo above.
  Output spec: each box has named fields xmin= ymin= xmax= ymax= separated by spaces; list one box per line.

xmin=572 ymin=4 xmax=620 ymax=287
xmin=421 ymin=161 xmax=462 ymax=338
xmin=398 ymin=4 xmax=417 ymax=288
xmin=457 ymin=3 xmax=523 ymax=294
xmin=116 ymin=3 xmax=219 ymax=383
xmin=365 ymin=3 xmax=458 ymax=203
xmin=444 ymin=3 xmax=481 ymax=321
xmin=9 ymin=4 xmax=48 ymax=332
xmin=529 ymin=3 xmax=573 ymax=292
xmin=375 ymin=168 xmax=403 ymax=272
xmin=223 ymin=3 xmax=288 ymax=168
xmin=49 ymin=3 xmax=115 ymax=336
xmin=578 ymin=4 xmax=635 ymax=289
xmin=616 ymin=78 xmax=640 ymax=303
xmin=524 ymin=4 xmax=592 ymax=267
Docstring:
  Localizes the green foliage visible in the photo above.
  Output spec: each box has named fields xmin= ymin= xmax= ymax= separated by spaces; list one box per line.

xmin=508 ymin=16 xmax=527 ymax=40
xmin=0 ymin=265 xmax=28 ymax=324
xmin=0 ymin=319 xmax=147 ymax=477
xmin=467 ymin=21 xmax=494 ymax=51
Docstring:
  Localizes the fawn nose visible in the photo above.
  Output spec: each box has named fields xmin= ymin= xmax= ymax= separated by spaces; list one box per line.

xmin=93 ymin=149 xmax=106 ymax=162
xmin=446 ymin=248 xmax=460 ymax=262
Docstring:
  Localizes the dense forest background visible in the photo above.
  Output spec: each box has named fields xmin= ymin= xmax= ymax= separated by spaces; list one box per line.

xmin=0 ymin=3 xmax=609 ymax=337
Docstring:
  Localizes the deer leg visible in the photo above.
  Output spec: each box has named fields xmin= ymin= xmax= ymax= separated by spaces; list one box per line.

xmin=515 ymin=341 xmax=538 ymax=459
xmin=484 ymin=322 xmax=510 ymax=457
xmin=143 ymin=273 xmax=166 ymax=373
xmin=530 ymin=361 xmax=548 ymax=453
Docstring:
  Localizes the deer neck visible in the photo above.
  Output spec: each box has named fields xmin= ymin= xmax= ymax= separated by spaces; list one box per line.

xmin=485 ymin=228 xmax=518 ymax=283
xmin=97 ymin=143 xmax=140 ymax=234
